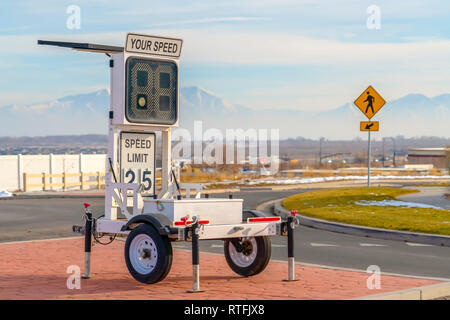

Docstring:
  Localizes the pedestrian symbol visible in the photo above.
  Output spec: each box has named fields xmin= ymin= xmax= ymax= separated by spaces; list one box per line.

xmin=354 ymin=85 xmax=386 ymax=119
xmin=364 ymin=92 xmax=375 ymax=114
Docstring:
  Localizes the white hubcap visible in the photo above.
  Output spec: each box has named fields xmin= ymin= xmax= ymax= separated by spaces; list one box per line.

xmin=129 ymin=234 xmax=158 ymax=274
xmin=229 ymin=237 xmax=258 ymax=268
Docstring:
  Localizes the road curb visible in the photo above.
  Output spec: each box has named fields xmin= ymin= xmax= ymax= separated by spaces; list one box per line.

xmin=1 ymin=194 xmax=105 ymax=200
xmin=4 ymin=187 xmax=244 ymax=200
xmin=273 ymin=200 xmax=450 ymax=247
xmin=354 ymin=282 xmax=450 ymax=300
xmin=239 ymin=187 xmax=273 ymax=191
xmin=4 ymin=186 xmax=273 ymax=200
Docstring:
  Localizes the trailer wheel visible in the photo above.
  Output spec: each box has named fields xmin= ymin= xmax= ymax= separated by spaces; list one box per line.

xmin=125 ymin=223 xmax=172 ymax=284
xmin=224 ymin=236 xmax=271 ymax=277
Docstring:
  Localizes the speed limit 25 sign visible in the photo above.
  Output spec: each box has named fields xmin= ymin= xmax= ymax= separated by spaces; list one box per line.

xmin=120 ymin=132 xmax=155 ymax=195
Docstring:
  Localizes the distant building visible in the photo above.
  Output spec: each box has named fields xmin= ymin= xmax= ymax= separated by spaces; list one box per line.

xmin=407 ymin=148 xmax=449 ymax=169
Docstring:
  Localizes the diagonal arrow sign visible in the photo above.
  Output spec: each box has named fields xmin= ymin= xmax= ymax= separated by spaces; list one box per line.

xmin=360 ymin=121 xmax=379 ymax=131
xmin=365 ymin=123 xmax=374 ymax=130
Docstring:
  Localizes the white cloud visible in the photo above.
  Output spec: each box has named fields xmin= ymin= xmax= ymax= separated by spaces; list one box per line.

xmin=176 ymin=30 xmax=450 ymax=67
xmin=6 ymin=28 xmax=448 ymax=69
xmin=2 ymin=27 xmax=450 ymax=111
xmin=147 ymin=17 xmax=270 ymax=27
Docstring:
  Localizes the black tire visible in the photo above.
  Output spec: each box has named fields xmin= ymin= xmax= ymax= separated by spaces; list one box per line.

xmin=224 ymin=236 xmax=271 ymax=277
xmin=124 ymin=224 xmax=172 ymax=284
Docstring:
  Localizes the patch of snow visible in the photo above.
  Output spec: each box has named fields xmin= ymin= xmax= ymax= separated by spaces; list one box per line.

xmin=246 ymin=175 xmax=450 ymax=185
xmin=0 ymin=190 xmax=12 ymax=198
xmin=354 ymin=200 xmax=442 ymax=209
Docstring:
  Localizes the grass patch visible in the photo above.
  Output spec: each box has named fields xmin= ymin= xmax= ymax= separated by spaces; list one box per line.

xmin=282 ymin=187 xmax=450 ymax=235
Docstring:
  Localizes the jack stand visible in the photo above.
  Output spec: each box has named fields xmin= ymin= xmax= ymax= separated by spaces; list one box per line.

xmin=82 ymin=203 xmax=92 ymax=279
xmin=283 ymin=210 xmax=299 ymax=282
xmin=187 ymin=217 xmax=204 ymax=292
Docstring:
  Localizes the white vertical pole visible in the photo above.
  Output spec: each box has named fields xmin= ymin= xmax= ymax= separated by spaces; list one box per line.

xmin=17 ymin=154 xmax=22 ymax=191
xmin=105 ymin=123 xmax=118 ymax=220
xmin=105 ymin=53 xmax=117 ymax=220
xmin=79 ymin=153 xmax=83 ymax=190
xmin=367 ymin=131 xmax=371 ymax=187
xmin=49 ymin=153 xmax=54 ymax=190
xmin=160 ymin=128 xmax=172 ymax=197
xmin=79 ymin=153 xmax=83 ymax=173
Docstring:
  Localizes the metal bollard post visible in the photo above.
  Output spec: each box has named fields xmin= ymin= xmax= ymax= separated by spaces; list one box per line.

xmin=283 ymin=210 xmax=299 ymax=281
xmin=82 ymin=203 xmax=92 ymax=279
xmin=187 ymin=217 xmax=204 ymax=292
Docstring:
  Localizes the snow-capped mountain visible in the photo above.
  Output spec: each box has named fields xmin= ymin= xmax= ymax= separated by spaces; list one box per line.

xmin=0 ymin=86 xmax=448 ymax=139
xmin=0 ymin=89 xmax=110 ymax=137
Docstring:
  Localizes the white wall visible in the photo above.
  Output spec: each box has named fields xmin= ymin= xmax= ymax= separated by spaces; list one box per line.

xmin=0 ymin=156 xmax=19 ymax=191
xmin=0 ymin=154 xmax=107 ymax=192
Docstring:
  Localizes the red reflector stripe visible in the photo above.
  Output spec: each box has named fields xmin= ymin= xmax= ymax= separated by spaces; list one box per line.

xmin=248 ymin=217 xmax=281 ymax=223
xmin=174 ymin=220 xmax=210 ymax=226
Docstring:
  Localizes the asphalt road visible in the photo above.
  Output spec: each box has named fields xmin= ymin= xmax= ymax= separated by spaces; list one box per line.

xmin=0 ymin=197 xmax=105 ymax=243
xmin=1 ymin=188 xmax=450 ymax=280
xmin=0 ymin=190 xmax=305 ymax=243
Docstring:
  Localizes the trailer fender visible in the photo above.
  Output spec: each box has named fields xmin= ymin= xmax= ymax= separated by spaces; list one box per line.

xmin=243 ymin=210 xmax=270 ymax=221
xmin=120 ymin=214 xmax=176 ymax=236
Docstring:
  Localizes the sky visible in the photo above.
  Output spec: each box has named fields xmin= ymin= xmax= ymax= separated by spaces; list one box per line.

xmin=0 ymin=0 xmax=449 ymax=113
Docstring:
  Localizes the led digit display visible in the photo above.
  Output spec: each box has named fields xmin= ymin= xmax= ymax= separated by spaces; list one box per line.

xmin=126 ymin=57 xmax=177 ymax=125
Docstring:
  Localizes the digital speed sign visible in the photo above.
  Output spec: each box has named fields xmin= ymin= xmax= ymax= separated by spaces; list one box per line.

xmin=125 ymin=58 xmax=178 ymax=125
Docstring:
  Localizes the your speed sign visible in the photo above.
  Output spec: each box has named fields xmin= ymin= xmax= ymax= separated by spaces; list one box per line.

xmin=120 ymin=132 xmax=156 ymax=195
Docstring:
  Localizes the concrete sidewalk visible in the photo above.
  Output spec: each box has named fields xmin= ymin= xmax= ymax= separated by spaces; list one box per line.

xmin=0 ymin=237 xmax=443 ymax=300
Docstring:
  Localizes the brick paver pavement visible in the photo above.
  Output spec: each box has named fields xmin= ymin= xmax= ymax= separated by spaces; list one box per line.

xmin=0 ymin=237 xmax=441 ymax=300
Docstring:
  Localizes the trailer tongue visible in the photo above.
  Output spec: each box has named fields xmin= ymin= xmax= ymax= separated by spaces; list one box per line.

xmin=39 ymin=33 xmax=299 ymax=291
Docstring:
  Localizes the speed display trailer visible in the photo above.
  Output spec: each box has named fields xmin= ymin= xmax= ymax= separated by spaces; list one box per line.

xmin=38 ymin=33 xmax=299 ymax=291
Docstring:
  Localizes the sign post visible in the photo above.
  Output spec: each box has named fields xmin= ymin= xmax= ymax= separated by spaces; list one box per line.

xmin=354 ymin=86 xmax=386 ymax=187
xmin=360 ymin=121 xmax=379 ymax=187
xmin=367 ymin=130 xmax=371 ymax=186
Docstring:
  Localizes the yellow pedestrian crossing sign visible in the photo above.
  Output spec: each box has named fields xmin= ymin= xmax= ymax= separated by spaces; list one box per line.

xmin=354 ymin=85 xmax=386 ymax=119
